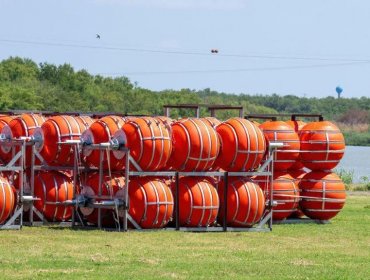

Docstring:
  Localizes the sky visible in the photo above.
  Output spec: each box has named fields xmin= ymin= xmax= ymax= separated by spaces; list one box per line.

xmin=1 ymin=0 xmax=370 ymax=98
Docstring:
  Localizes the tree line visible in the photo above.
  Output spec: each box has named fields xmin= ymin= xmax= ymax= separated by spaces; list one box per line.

xmin=0 ymin=57 xmax=369 ymax=123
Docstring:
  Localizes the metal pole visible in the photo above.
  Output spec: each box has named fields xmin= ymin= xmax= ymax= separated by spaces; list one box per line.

xmin=72 ymin=144 xmax=78 ymax=227
xmin=20 ymin=142 xmax=26 ymax=228
xmin=175 ymin=172 xmax=180 ymax=230
xmin=269 ymin=147 xmax=275 ymax=231
xmin=30 ymin=144 xmax=36 ymax=226
xmin=98 ymin=149 xmax=104 ymax=229
xmin=123 ymin=149 xmax=130 ymax=232
xmin=223 ymin=172 xmax=228 ymax=232
xmin=239 ymin=108 xmax=244 ymax=118
xmin=195 ymin=107 xmax=200 ymax=118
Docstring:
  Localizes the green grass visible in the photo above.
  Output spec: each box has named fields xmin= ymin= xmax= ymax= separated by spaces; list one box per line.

xmin=0 ymin=195 xmax=369 ymax=280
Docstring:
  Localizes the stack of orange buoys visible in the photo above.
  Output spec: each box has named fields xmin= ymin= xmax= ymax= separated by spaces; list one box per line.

xmin=297 ymin=119 xmax=346 ymax=220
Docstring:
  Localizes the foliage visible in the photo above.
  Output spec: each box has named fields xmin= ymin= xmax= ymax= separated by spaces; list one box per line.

xmin=0 ymin=56 xmax=369 ymax=125
xmin=335 ymin=168 xmax=354 ymax=188
xmin=342 ymin=131 xmax=370 ymax=146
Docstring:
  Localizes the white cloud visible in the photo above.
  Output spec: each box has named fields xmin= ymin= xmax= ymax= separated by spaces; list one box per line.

xmin=95 ymin=0 xmax=247 ymax=10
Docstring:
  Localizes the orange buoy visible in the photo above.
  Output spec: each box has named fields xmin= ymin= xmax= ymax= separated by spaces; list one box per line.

xmin=259 ymin=121 xmax=300 ymax=171
xmin=300 ymin=171 xmax=346 ymax=220
xmin=0 ymin=116 xmax=15 ymax=163
xmin=215 ymin=118 xmax=265 ymax=171
xmin=0 ymin=114 xmax=46 ymax=165
xmin=80 ymin=173 xmax=125 ymax=227
xmin=34 ymin=115 xmax=93 ymax=166
xmin=155 ymin=116 xmax=174 ymax=129
xmin=286 ymin=120 xmax=306 ymax=170
xmin=217 ymin=177 xmax=265 ymax=227
xmin=288 ymin=169 xmax=307 ymax=218
xmin=112 ymin=117 xmax=172 ymax=171
xmin=173 ymin=177 xmax=219 ymax=227
xmin=254 ymin=172 xmax=299 ymax=221
xmin=299 ymin=121 xmax=345 ymax=170
xmin=129 ymin=177 xmax=173 ymax=229
xmin=166 ymin=118 xmax=219 ymax=171
xmin=201 ymin=117 xmax=221 ymax=129
xmin=0 ymin=115 xmax=15 ymax=131
xmin=0 ymin=176 xmax=16 ymax=224
xmin=82 ymin=115 xmax=127 ymax=169
xmin=33 ymin=171 xmax=74 ymax=222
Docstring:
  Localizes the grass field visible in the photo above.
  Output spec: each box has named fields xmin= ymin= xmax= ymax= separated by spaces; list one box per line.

xmin=0 ymin=194 xmax=369 ymax=280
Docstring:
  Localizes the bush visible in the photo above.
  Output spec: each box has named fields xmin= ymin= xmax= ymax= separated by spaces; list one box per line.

xmin=335 ymin=168 xmax=354 ymax=189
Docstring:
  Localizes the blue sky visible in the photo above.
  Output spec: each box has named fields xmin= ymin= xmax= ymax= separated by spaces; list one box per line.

xmin=1 ymin=0 xmax=369 ymax=98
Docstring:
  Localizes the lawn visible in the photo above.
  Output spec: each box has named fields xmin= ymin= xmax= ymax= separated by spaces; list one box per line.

xmin=0 ymin=194 xmax=369 ymax=280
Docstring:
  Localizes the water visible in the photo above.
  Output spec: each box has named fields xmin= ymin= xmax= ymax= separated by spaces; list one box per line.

xmin=336 ymin=146 xmax=370 ymax=183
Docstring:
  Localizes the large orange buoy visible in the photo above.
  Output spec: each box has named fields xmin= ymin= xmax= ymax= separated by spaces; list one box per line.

xmin=166 ymin=118 xmax=219 ymax=171
xmin=254 ymin=172 xmax=299 ymax=221
xmin=217 ymin=177 xmax=265 ymax=227
xmin=173 ymin=177 xmax=219 ymax=227
xmin=286 ymin=120 xmax=306 ymax=170
xmin=300 ymin=171 xmax=346 ymax=220
xmin=0 ymin=114 xmax=46 ymax=165
xmin=129 ymin=177 xmax=173 ymax=229
xmin=80 ymin=173 xmax=125 ymax=227
xmin=0 ymin=115 xmax=15 ymax=131
xmin=299 ymin=121 xmax=345 ymax=170
xmin=202 ymin=117 xmax=221 ymax=129
xmin=259 ymin=121 xmax=300 ymax=171
xmin=155 ymin=116 xmax=174 ymax=130
xmin=0 ymin=116 xmax=15 ymax=163
xmin=112 ymin=117 xmax=172 ymax=171
xmin=33 ymin=171 xmax=74 ymax=222
xmin=34 ymin=115 xmax=93 ymax=166
xmin=0 ymin=176 xmax=16 ymax=224
xmin=215 ymin=118 xmax=265 ymax=171
xmin=288 ymin=169 xmax=307 ymax=218
xmin=82 ymin=115 xmax=127 ymax=169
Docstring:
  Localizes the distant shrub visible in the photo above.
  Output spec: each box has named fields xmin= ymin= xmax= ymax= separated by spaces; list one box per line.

xmin=335 ymin=168 xmax=354 ymax=188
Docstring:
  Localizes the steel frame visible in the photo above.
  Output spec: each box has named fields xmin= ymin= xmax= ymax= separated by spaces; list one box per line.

xmin=0 ymin=131 xmax=279 ymax=232
xmin=0 ymin=140 xmax=29 ymax=230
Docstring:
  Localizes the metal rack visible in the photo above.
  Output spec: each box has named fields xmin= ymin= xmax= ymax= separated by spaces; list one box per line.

xmin=0 ymin=139 xmax=33 ymax=229
xmin=0 ymin=107 xmax=283 ymax=232
xmin=76 ymin=141 xmax=281 ymax=232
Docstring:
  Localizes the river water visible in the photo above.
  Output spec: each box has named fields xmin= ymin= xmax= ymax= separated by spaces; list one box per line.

xmin=336 ymin=146 xmax=370 ymax=183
